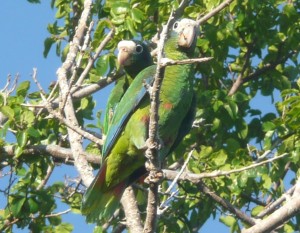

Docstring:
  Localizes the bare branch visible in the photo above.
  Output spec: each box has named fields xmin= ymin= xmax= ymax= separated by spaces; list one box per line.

xmin=242 ymin=193 xmax=300 ymax=233
xmin=120 ymin=186 xmax=143 ymax=233
xmin=257 ymin=185 xmax=296 ymax=219
xmin=198 ymin=181 xmax=256 ymax=226
xmin=68 ymin=21 xmax=95 ymax=90
xmin=160 ymin=57 xmax=213 ymax=67
xmin=72 ymin=27 xmax=115 ymax=93
xmin=44 ymin=209 xmax=71 ymax=218
xmin=1 ymin=145 xmax=101 ymax=165
xmin=37 ymin=164 xmax=54 ymax=190
xmin=144 ymin=4 xmax=178 ymax=231
xmin=163 ymin=152 xmax=289 ymax=183
xmin=56 ymin=0 xmax=95 ymax=186
xmin=197 ymin=0 xmax=235 ymax=25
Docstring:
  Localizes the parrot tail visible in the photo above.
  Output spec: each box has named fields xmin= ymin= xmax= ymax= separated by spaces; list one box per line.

xmin=81 ymin=163 xmax=126 ymax=223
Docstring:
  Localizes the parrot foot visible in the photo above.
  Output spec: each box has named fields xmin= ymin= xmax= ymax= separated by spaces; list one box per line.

xmin=144 ymin=169 xmax=164 ymax=184
xmin=142 ymin=79 xmax=153 ymax=95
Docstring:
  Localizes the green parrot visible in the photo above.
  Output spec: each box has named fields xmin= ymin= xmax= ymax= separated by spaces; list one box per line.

xmin=102 ymin=41 xmax=153 ymax=136
xmin=81 ymin=18 xmax=199 ymax=222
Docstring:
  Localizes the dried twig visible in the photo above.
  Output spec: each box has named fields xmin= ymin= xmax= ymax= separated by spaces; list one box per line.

xmin=72 ymin=27 xmax=115 ymax=93
xmin=160 ymin=57 xmax=213 ymax=67
xmin=163 ymin=152 xmax=289 ymax=183
xmin=197 ymin=0 xmax=235 ymax=26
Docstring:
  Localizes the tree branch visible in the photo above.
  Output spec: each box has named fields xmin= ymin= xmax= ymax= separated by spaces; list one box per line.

xmin=56 ymin=0 xmax=94 ymax=187
xmin=0 ymin=145 xmax=100 ymax=165
xmin=197 ymin=0 xmax=235 ymax=25
xmin=163 ymin=152 xmax=289 ymax=183
xmin=120 ymin=186 xmax=144 ymax=233
xmin=71 ymin=27 xmax=115 ymax=93
xmin=242 ymin=183 xmax=300 ymax=233
xmin=144 ymin=1 xmax=191 ymax=231
xmin=160 ymin=57 xmax=213 ymax=67
xmin=198 ymin=181 xmax=256 ymax=226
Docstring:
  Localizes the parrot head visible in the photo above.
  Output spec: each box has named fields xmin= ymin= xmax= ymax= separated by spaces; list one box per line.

xmin=173 ymin=18 xmax=199 ymax=48
xmin=117 ymin=40 xmax=151 ymax=67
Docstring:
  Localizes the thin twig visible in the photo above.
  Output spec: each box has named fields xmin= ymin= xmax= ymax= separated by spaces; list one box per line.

xmin=160 ymin=57 xmax=213 ymax=67
xmin=37 ymin=164 xmax=54 ymax=190
xmin=163 ymin=152 xmax=289 ymax=183
xmin=68 ymin=21 xmax=95 ymax=91
xmin=158 ymin=150 xmax=194 ymax=214
xmin=72 ymin=27 xmax=115 ymax=93
xmin=197 ymin=0 xmax=235 ymax=25
xmin=44 ymin=209 xmax=71 ymax=217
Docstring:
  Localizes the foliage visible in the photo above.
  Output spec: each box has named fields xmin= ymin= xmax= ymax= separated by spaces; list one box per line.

xmin=1 ymin=0 xmax=300 ymax=232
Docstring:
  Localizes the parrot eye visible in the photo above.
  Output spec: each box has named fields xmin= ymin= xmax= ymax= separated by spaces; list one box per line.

xmin=135 ymin=44 xmax=143 ymax=54
xmin=173 ymin=21 xmax=179 ymax=30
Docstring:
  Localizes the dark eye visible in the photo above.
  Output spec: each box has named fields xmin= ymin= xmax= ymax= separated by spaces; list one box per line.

xmin=135 ymin=44 xmax=143 ymax=53
xmin=173 ymin=21 xmax=179 ymax=29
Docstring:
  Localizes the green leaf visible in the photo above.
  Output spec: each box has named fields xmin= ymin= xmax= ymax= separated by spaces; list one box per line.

xmin=198 ymin=146 xmax=213 ymax=159
xmin=43 ymin=38 xmax=55 ymax=58
xmin=111 ymin=2 xmax=130 ymax=15
xmin=251 ymin=205 xmax=264 ymax=217
xmin=27 ymin=127 xmax=41 ymax=138
xmin=10 ymin=196 xmax=26 ymax=216
xmin=219 ymin=215 xmax=236 ymax=227
xmin=212 ymin=150 xmax=227 ymax=166
xmin=54 ymin=223 xmax=74 ymax=233
xmin=0 ymin=106 xmax=14 ymax=120
xmin=237 ymin=120 xmax=248 ymax=140
xmin=16 ymin=81 xmax=30 ymax=97
xmin=131 ymin=8 xmax=144 ymax=23
xmin=28 ymin=198 xmax=39 ymax=214
xmin=17 ymin=131 xmax=28 ymax=148
xmin=96 ymin=55 xmax=110 ymax=76
xmin=80 ymin=98 xmax=89 ymax=110
xmin=125 ymin=17 xmax=137 ymax=36
xmin=262 ymin=121 xmax=276 ymax=132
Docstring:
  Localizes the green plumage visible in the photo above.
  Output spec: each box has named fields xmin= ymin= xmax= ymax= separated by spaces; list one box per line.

xmin=81 ymin=18 xmax=198 ymax=223
xmin=102 ymin=41 xmax=153 ymax=136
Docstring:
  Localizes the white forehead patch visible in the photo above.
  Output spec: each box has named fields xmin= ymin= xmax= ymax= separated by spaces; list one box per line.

xmin=117 ymin=40 xmax=137 ymax=51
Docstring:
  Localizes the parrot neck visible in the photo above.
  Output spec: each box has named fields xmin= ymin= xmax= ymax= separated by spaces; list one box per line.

xmin=124 ymin=50 xmax=153 ymax=80
xmin=164 ymin=32 xmax=192 ymax=61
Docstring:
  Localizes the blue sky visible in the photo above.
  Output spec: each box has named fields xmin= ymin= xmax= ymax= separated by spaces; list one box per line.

xmin=0 ymin=1 xmax=282 ymax=233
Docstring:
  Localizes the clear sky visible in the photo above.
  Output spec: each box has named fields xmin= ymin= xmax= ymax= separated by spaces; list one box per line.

xmin=0 ymin=1 xmax=280 ymax=233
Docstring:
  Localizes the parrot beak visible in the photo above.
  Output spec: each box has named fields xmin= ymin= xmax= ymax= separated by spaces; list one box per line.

xmin=117 ymin=40 xmax=136 ymax=66
xmin=176 ymin=18 xmax=199 ymax=48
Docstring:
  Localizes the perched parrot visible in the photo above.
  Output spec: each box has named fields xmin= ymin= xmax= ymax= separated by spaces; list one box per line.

xmin=81 ymin=18 xmax=199 ymax=222
xmin=102 ymin=41 xmax=153 ymax=136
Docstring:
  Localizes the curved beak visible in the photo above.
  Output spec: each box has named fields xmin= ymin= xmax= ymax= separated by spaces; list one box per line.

xmin=117 ymin=40 xmax=136 ymax=66
xmin=178 ymin=24 xmax=196 ymax=48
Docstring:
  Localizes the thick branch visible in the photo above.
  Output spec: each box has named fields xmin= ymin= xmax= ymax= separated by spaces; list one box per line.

xmin=242 ymin=195 xmax=300 ymax=233
xmin=120 ymin=186 xmax=144 ymax=233
xmin=56 ymin=0 xmax=95 ymax=187
xmin=198 ymin=181 xmax=256 ymax=226
xmin=0 ymin=145 xmax=100 ymax=165
xmin=144 ymin=1 xmax=190 ymax=231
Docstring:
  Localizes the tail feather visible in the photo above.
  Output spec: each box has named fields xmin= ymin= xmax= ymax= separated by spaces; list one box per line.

xmin=81 ymin=163 xmax=126 ymax=223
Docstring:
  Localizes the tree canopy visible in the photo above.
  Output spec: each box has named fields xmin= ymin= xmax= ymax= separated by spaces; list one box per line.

xmin=0 ymin=0 xmax=300 ymax=232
